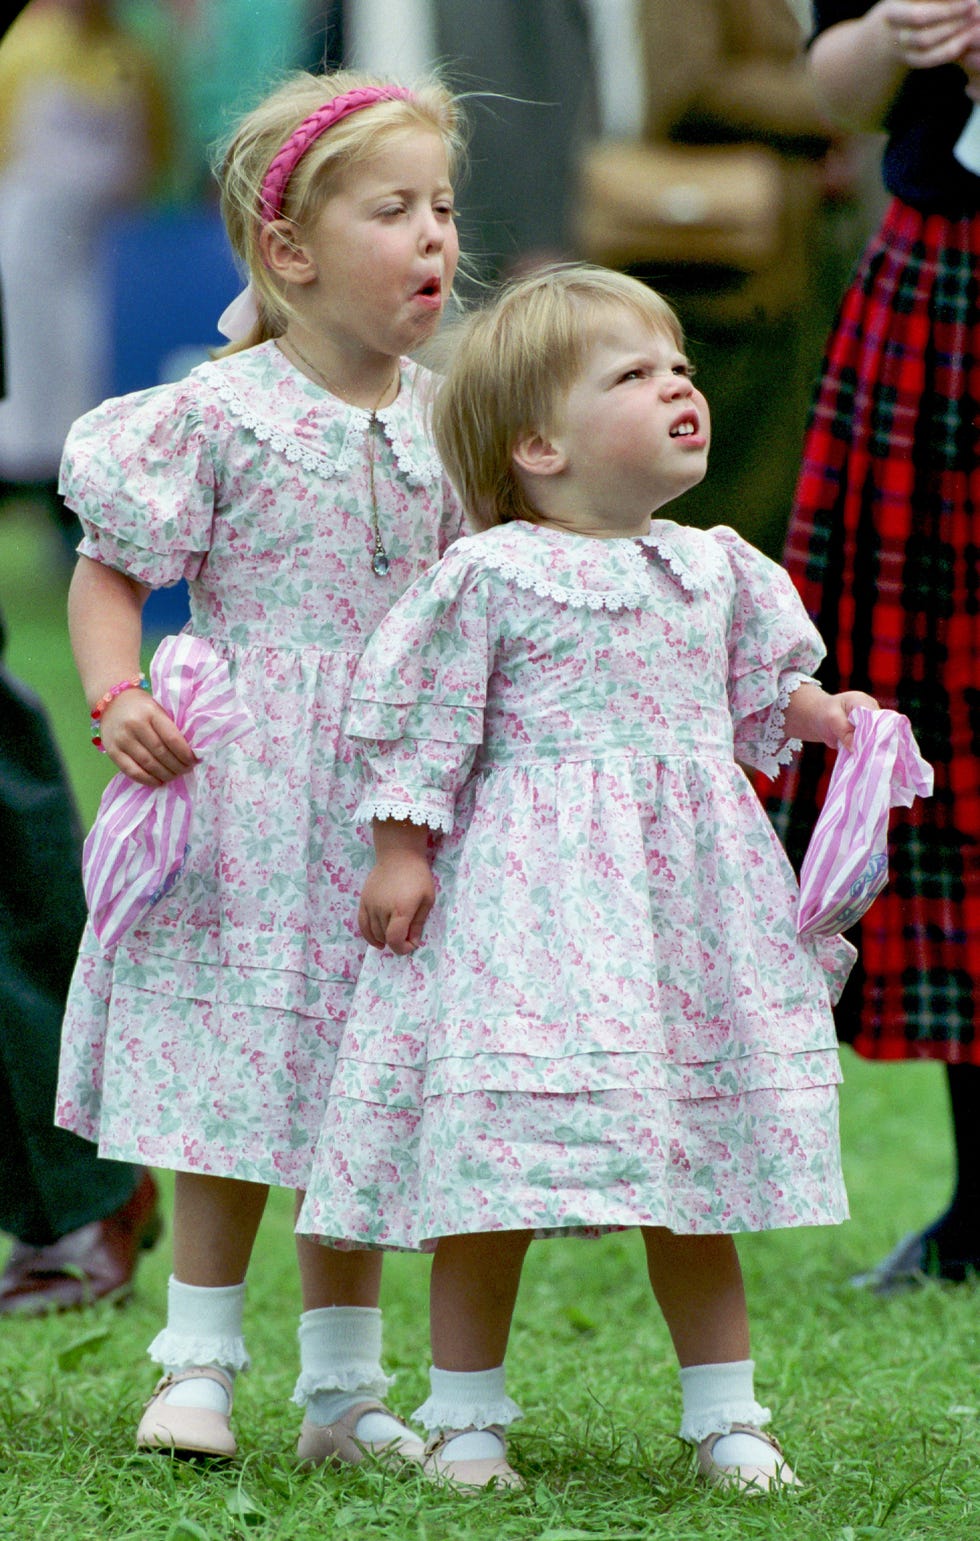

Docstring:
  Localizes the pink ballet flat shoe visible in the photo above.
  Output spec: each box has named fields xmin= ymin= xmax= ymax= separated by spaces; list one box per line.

xmin=296 ymin=1399 xmax=426 ymax=1468
xmin=136 ymin=1367 xmax=237 ymax=1459
xmin=421 ymin=1425 xmax=523 ymax=1490
xmin=696 ymin=1423 xmax=800 ymax=1494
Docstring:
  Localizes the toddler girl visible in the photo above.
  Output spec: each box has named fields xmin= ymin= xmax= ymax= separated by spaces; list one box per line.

xmin=298 ymin=265 xmax=878 ymax=1490
xmin=55 ymin=68 xmax=464 ymax=1463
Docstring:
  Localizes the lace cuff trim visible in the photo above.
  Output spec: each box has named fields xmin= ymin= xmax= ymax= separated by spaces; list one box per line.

xmin=290 ymin=1365 xmax=394 ymax=1407
xmin=411 ymin=1392 xmax=524 ymax=1433
xmin=678 ymin=1400 xmax=772 ymax=1444
xmin=147 ymin=1329 xmax=251 ymax=1375
xmin=753 ymin=671 xmax=816 ymax=777
xmin=356 ymin=797 xmax=454 ymax=833
xmin=202 ymin=369 xmax=440 ymax=486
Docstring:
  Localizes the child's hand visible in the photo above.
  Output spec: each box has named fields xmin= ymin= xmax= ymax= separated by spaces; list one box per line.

xmin=819 ymin=690 xmax=881 ymax=752
xmin=98 ymin=689 xmax=198 ymax=786
xmin=786 ymin=684 xmax=880 ymax=753
xmin=359 ymin=854 xmax=435 ymax=954
xmin=884 ymin=0 xmax=980 ymax=70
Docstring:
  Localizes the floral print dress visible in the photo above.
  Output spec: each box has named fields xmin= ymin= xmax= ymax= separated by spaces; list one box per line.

xmin=298 ymin=519 xmax=855 ymax=1248
xmin=54 ymin=341 xmax=463 ymax=1187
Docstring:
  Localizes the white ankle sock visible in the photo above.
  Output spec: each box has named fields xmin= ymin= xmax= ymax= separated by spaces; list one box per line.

xmin=710 ymin=1429 xmax=782 ymax=1470
xmin=293 ymin=1306 xmax=402 ymax=1439
xmin=678 ymin=1359 xmax=772 ymax=1444
xmin=440 ymin=1428 xmax=507 ymax=1461
xmin=163 ymin=1374 xmax=232 ymax=1414
xmin=305 ymin=1396 xmax=413 ymax=1445
xmin=147 ymin=1277 xmax=249 ymax=1414
xmin=412 ymin=1363 xmax=523 ymax=1451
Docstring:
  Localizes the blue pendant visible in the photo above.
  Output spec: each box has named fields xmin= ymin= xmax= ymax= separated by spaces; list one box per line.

xmin=372 ymin=549 xmax=390 ymax=577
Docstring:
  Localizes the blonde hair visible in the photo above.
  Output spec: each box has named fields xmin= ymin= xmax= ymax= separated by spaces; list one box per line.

xmin=431 ymin=264 xmax=685 ymax=530
xmin=215 ymin=69 xmax=466 ymax=352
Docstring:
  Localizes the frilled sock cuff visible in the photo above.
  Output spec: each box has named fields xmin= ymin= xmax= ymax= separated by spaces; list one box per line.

xmin=148 ymin=1277 xmax=250 ymax=1374
xmin=412 ymin=1364 xmax=523 ymax=1433
xmin=291 ymin=1305 xmax=393 ymax=1407
xmin=678 ymin=1358 xmax=772 ymax=1443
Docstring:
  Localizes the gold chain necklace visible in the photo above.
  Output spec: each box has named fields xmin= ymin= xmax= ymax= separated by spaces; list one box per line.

xmin=281 ymin=336 xmax=399 ymax=577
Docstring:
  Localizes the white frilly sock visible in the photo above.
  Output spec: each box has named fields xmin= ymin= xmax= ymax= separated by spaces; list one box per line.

xmin=293 ymin=1306 xmax=408 ymax=1443
xmin=679 ymin=1359 xmax=778 ymax=1469
xmin=413 ymin=1364 xmax=522 ymax=1457
xmin=147 ymin=1277 xmax=249 ymax=1413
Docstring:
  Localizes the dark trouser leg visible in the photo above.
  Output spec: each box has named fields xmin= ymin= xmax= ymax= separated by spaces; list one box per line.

xmin=921 ymin=1064 xmax=980 ymax=1268
xmin=0 ymin=654 xmax=140 ymax=1245
xmin=0 ymin=993 xmax=140 ymax=1247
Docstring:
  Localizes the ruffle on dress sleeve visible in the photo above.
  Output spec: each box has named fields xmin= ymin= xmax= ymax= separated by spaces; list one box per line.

xmin=711 ymin=525 xmax=826 ymax=777
xmin=346 ymin=543 xmax=491 ymax=832
xmin=59 ymin=380 xmax=217 ymax=587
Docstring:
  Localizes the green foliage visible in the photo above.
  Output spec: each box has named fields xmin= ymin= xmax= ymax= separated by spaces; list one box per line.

xmin=2 ymin=499 xmax=978 ymax=1538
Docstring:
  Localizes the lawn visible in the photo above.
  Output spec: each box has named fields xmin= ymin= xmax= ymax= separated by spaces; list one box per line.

xmin=1 ymin=495 xmax=977 ymax=1540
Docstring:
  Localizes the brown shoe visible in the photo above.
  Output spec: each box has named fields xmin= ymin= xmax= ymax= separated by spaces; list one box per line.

xmin=0 ymin=1170 xmax=162 ymax=1315
xmin=297 ymin=1399 xmax=426 ymax=1468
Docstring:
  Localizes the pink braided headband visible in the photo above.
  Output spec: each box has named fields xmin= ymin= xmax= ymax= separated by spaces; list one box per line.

xmin=259 ymin=85 xmax=416 ymax=223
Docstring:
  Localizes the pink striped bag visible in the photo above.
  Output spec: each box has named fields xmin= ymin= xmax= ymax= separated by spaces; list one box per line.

xmin=796 ymin=707 xmax=933 ymax=939
xmin=83 ymin=634 xmax=254 ymax=949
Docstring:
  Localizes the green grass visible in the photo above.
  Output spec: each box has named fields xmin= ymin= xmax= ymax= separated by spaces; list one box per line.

xmin=2 ymin=496 xmax=978 ymax=1539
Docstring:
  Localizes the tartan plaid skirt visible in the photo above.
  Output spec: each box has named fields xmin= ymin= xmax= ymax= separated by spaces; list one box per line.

xmin=764 ymin=195 xmax=980 ymax=1065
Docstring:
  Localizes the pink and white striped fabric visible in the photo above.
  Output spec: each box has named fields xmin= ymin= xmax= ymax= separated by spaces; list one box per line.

xmin=796 ymin=707 xmax=933 ymax=939
xmin=82 ymin=634 xmax=254 ymax=949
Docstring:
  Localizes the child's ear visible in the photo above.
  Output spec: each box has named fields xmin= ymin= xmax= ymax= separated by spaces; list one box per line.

xmin=258 ymin=219 xmax=316 ymax=285
xmin=512 ymin=430 xmax=567 ymax=478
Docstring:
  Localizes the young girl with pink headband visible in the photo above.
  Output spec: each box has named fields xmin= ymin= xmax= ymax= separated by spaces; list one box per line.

xmin=55 ymin=69 xmax=465 ymax=1465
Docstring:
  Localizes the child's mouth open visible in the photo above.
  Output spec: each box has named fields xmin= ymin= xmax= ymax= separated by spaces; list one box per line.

xmin=413 ymin=275 xmax=443 ymax=309
xmin=669 ymin=408 xmax=704 ymax=447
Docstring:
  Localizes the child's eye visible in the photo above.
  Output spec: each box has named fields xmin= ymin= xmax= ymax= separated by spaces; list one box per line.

xmin=434 ymin=200 xmax=456 ymax=218
xmin=673 ymin=362 xmax=696 ymax=378
xmin=618 ymin=368 xmax=645 ymax=383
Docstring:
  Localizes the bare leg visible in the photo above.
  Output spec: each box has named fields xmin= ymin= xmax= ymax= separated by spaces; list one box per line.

xmin=430 ymin=1230 xmax=533 ymax=1369
xmin=641 ymin=1227 xmax=794 ymax=1486
xmin=142 ymin=1173 xmax=269 ymax=1438
xmin=172 ymin=1172 xmax=269 ymax=1285
xmin=641 ymin=1227 xmax=750 ymax=1366
xmin=294 ymin=1191 xmax=383 ymax=1309
xmin=419 ymin=1230 xmax=532 ymax=1486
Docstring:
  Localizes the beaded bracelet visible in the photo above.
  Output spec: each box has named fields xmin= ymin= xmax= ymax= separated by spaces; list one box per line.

xmin=90 ymin=674 xmax=151 ymax=751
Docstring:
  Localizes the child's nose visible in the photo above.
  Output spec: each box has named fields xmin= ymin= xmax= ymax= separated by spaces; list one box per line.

xmin=418 ymin=210 xmax=446 ymax=250
xmin=662 ymin=373 xmax=693 ymax=399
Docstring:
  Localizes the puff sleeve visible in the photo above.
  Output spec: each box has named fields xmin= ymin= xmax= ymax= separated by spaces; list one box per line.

xmin=59 ymin=380 xmax=217 ymax=587
xmin=712 ymin=525 xmax=826 ymax=777
xmin=346 ymin=541 xmax=491 ymax=833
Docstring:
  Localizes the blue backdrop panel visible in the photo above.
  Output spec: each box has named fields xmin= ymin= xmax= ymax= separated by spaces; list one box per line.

xmin=99 ymin=205 xmax=241 ymax=633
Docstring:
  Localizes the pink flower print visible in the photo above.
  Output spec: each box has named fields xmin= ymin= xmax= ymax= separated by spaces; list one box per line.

xmin=182 ymin=1139 xmax=208 ymax=1168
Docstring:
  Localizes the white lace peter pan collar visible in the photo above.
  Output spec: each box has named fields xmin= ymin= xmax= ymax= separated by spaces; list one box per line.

xmin=192 ymin=340 xmax=444 ymax=487
xmin=463 ymin=519 xmax=715 ymax=612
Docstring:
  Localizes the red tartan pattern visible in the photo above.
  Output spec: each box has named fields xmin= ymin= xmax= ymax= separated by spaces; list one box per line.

xmin=764 ymin=196 xmax=980 ymax=1065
